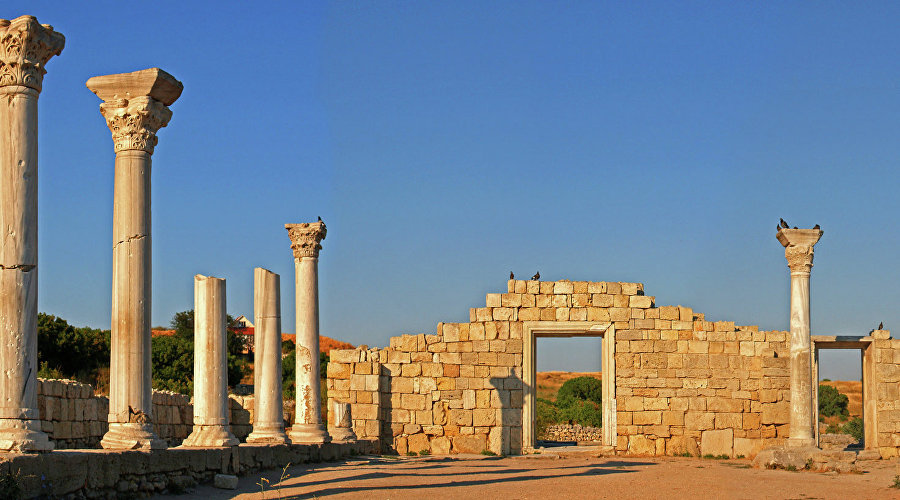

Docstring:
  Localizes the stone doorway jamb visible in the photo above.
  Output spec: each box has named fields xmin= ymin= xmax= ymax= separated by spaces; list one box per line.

xmin=522 ymin=321 xmax=615 ymax=451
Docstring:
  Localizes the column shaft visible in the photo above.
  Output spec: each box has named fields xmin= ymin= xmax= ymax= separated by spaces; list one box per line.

xmin=0 ymin=86 xmax=52 ymax=451
xmin=183 ymin=275 xmax=238 ymax=447
xmin=247 ymin=268 xmax=289 ymax=444
xmin=789 ymin=272 xmax=814 ymax=443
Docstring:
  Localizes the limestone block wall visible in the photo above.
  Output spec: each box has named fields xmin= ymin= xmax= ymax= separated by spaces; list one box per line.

xmin=870 ymin=331 xmax=900 ymax=458
xmin=326 ymin=279 xmax=803 ymax=458
xmin=35 ymin=379 xmax=256 ymax=448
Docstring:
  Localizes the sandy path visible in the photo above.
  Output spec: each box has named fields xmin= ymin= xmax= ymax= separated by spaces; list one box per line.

xmin=159 ymin=454 xmax=900 ymax=500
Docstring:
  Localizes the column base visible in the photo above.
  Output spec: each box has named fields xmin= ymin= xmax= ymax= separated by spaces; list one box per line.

xmin=0 ymin=419 xmax=54 ymax=452
xmin=288 ymin=423 xmax=331 ymax=444
xmin=327 ymin=427 xmax=357 ymax=444
xmin=182 ymin=425 xmax=239 ymax=448
xmin=785 ymin=437 xmax=817 ymax=449
xmin=246 ymin=428 xmax=291 ymax=445
xmin=101 ymin=423 xmax=167 ymax=450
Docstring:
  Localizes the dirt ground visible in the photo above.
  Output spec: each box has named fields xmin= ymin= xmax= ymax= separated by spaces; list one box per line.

xmin=160 ymin=454 xmax=900 ymax=499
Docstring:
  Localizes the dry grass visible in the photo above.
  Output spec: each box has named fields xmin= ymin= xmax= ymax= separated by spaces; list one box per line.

xmin=820 ymin=380 xmax=862 ymax=417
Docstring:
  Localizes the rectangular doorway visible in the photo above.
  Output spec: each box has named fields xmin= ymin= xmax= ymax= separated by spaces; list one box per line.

xmin=522 ymin=321 xmax=616 ymax=451
xmin=812 ymin=336 xmax=873 ymax=450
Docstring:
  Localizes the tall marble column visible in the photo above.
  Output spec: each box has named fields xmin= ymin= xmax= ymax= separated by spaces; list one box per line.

xmin=87 ymin=68 xmax=182 ymax=449
xmin=183 ymin=275 xmax=239 ymax=447
xmin=0 ymin=15 xmax=64 ymax=453
xmin=777 ymin=226 xmax=823 ymax=448
xmin=285 ymin=222 xmax=330 ymax=444
xmin=246 ymin=268 xmax=290 ymax=444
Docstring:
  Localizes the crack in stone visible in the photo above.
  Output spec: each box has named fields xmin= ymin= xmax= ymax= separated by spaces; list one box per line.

xmin=113 ymin=233 xmax=147 ymax=249
xmin=0 ymin=264 xmax=35 ymax=272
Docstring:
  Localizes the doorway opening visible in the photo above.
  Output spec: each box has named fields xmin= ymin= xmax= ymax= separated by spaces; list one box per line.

xmin=812 ymin=336 xmax=872 ymax=450
xmin=522 ymin=321 xmax=615 ymax=452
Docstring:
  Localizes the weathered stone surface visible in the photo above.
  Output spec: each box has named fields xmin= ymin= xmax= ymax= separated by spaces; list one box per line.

xmin=665 ymin=436 xmax=700 ymax=457
xmin=700 ymin=429 xmax=733 ymax=457
xmin=213 ymin=474 xmax=238 ymax=490
xmin=452 ymin=434 xmax=487 ymax=454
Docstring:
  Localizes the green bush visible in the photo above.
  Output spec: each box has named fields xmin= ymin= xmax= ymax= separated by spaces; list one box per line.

xmin=818 ymin=384 xmax=849 ymax=417
xmin=843 ymin=417 xmax=864 ymax=442
xmin=558 ymin=399 xmax=603 ymax=428
xmin=557 ymin=376 xmax=603 ymax=408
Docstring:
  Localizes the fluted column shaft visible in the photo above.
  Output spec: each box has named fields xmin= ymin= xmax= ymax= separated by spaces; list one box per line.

xmin=0 ymin=15 xmax=63 ymax=452
xmin=246 ymin=268 xmax=289 ymax=444
xmin=183 ymin=275 xmax=238 ymax=447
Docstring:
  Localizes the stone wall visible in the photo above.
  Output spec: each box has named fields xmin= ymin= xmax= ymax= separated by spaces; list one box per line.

xmin=327 ymin=279 xmax=900 ymax=458
xmin=0 ymin=440 xmax=378 ymax=498
xmin=36 ymin=379 xmax=256 ymax=449
xmin=541 ymin=424 xmax=603 ymax=443
xmin=870 ymin=330 xmax=900 ymax=458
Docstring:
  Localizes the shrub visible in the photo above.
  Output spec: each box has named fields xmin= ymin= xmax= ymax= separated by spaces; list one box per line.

xmin=818 ymin=384 xmax=849 ymax=417
xmin=557 ymin=376 xmax=603 ymax=408
xmin=558 ymin=399 xmax=603 ymax=428
xmin=843 ymin=417 xmax=864 ymax=442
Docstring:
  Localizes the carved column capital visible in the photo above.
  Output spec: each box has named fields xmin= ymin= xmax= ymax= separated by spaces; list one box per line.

xmin=285 ymin=222 xmax=327 ymax=259
xmin=86 ymin=68 xmax=183 ymax=155
xmin=0 ymin=15 xmax=65 ymax=92
xmin=777 ymin=227 xmax=823 ymax=275
xmin=98 ymin=97 xmax=172 ymax=154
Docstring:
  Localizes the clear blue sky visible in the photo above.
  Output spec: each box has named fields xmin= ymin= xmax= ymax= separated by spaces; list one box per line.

xmin=7 ymin=2 xmax=898 ymax=380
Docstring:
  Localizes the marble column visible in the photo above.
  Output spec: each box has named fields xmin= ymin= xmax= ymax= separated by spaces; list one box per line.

xmin=87 ymin=68 xmax=182 ymax=450
xmin=328 ymin=401 xmax=357 ymax=443
xmin=183 ymin=275 xmax=239 ymax=447
xmin=285 ymin=222 xmax=330 ymax=444
xmin=246 ymin=268 xmax=290 ymax=444
xmin=0 ymin=15 xmax=64 ymax=453
xmin=777 ymin=226 xmax=823 ymax=448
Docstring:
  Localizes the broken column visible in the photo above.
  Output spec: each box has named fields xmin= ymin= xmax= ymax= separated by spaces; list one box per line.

xmin=328 ymin=400 xmax=357 ymax=443
xmin=285 ymin=221 xmax=330 ymax=444
xmin=0 ymin=15 xmax=64 ymax=453
xmin=246 ymin=268 xmax=290 ymax=444
xmin=183 ymin=275 xmax=239 ymax=447
xmin=777 ymin=226 xmax=823 ymax=448
xmin=87 ymin=68 xmax=183 ymax=449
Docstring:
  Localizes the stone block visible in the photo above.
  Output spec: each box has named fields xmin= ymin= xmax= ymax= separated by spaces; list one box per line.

xmin=665 ymin=436 xmax=700 ymax=456
xmin=629 ymin=296 xmax=653 ymax=308
xmin=700 ymin=429 xmax=733 ymax=457
xmin=628 ymin=435 xmax=656 ymax=455
xmin=452 ymin=434 xmax=487 ymax=454
xmin=214 ymin=474 xmax=238 ymax=490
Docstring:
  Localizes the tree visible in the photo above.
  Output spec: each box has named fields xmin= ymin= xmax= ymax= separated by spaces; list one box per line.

xmin=818 ymin=384 xmax=849 ymax=417
xmin=557 ymin=376 xmax=603 ymax=408
xmin=37 ymin=313 xmax=110 ymax=385
xmin=151 ymin=310 xmax=251 ymax=395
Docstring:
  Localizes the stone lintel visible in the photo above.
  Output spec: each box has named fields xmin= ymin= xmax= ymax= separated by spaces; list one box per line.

xmin=86 ymin=68 xmax=183 ymax=105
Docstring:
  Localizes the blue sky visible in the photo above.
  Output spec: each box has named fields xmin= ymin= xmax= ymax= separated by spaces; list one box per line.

xmin=7 ymin=2 xmax=898 ymax=379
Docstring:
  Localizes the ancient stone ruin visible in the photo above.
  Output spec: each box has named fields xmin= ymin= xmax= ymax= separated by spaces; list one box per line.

xmin=0 ymin=10 xmax=897 ymax=499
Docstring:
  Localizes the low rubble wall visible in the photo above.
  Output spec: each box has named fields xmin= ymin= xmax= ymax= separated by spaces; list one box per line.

xmin=540 ymin=424 xmax=603 ymax=443
xmin=0 ymin=440 xmax=378 ymax=498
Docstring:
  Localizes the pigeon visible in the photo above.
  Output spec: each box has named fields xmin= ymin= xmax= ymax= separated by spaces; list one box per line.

xmin=878 ymin=322 xmax=884 ymax=330
xmin=793 ymin=226 xmax=798 ymax=229
xmin=813 ymin=224 xmax=820 ymax=230
xmin=531 ymin=271 xmax=540 ymax=281
xmin=779 ymin=218 xmax=789 ymax=229
xmin=509 ymin=271 xmax=515 ymax=280
xmin=317 ymin=216 xmax=322 ymax=222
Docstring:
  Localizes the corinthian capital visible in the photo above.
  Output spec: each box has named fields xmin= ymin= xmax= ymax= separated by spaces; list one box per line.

xmin=0 ymin=15 xmax=65 ymax=92
xmin=286 ymin=222 xmax=327 ymax=259
xmin=86 ymin=68 xmax=183 ymax=154
xmin=777 ymin=227 xmax=823 ymax=274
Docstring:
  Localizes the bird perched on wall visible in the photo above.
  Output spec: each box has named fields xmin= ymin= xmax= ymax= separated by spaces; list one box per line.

xmin=813 ymin=224 xmax=820 ymax=230
xmin=779 ymin=218 xmax=789 ymax=229
xmin=317 ymin=216 xmax=322 ymax=222
xmin=509 ymin=271 xmax=515 ymax=280
xmin=531 ymin=271 xmax=540 ymax=280
xmin=878 ymin=322 xmax=884 ymax=330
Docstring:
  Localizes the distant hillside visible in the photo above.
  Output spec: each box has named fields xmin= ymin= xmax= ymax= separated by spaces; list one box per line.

xmin=320 ymin=336 xmax=354 ymax=354
xmin=537 ymin=371 xmax=602 ymax=401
